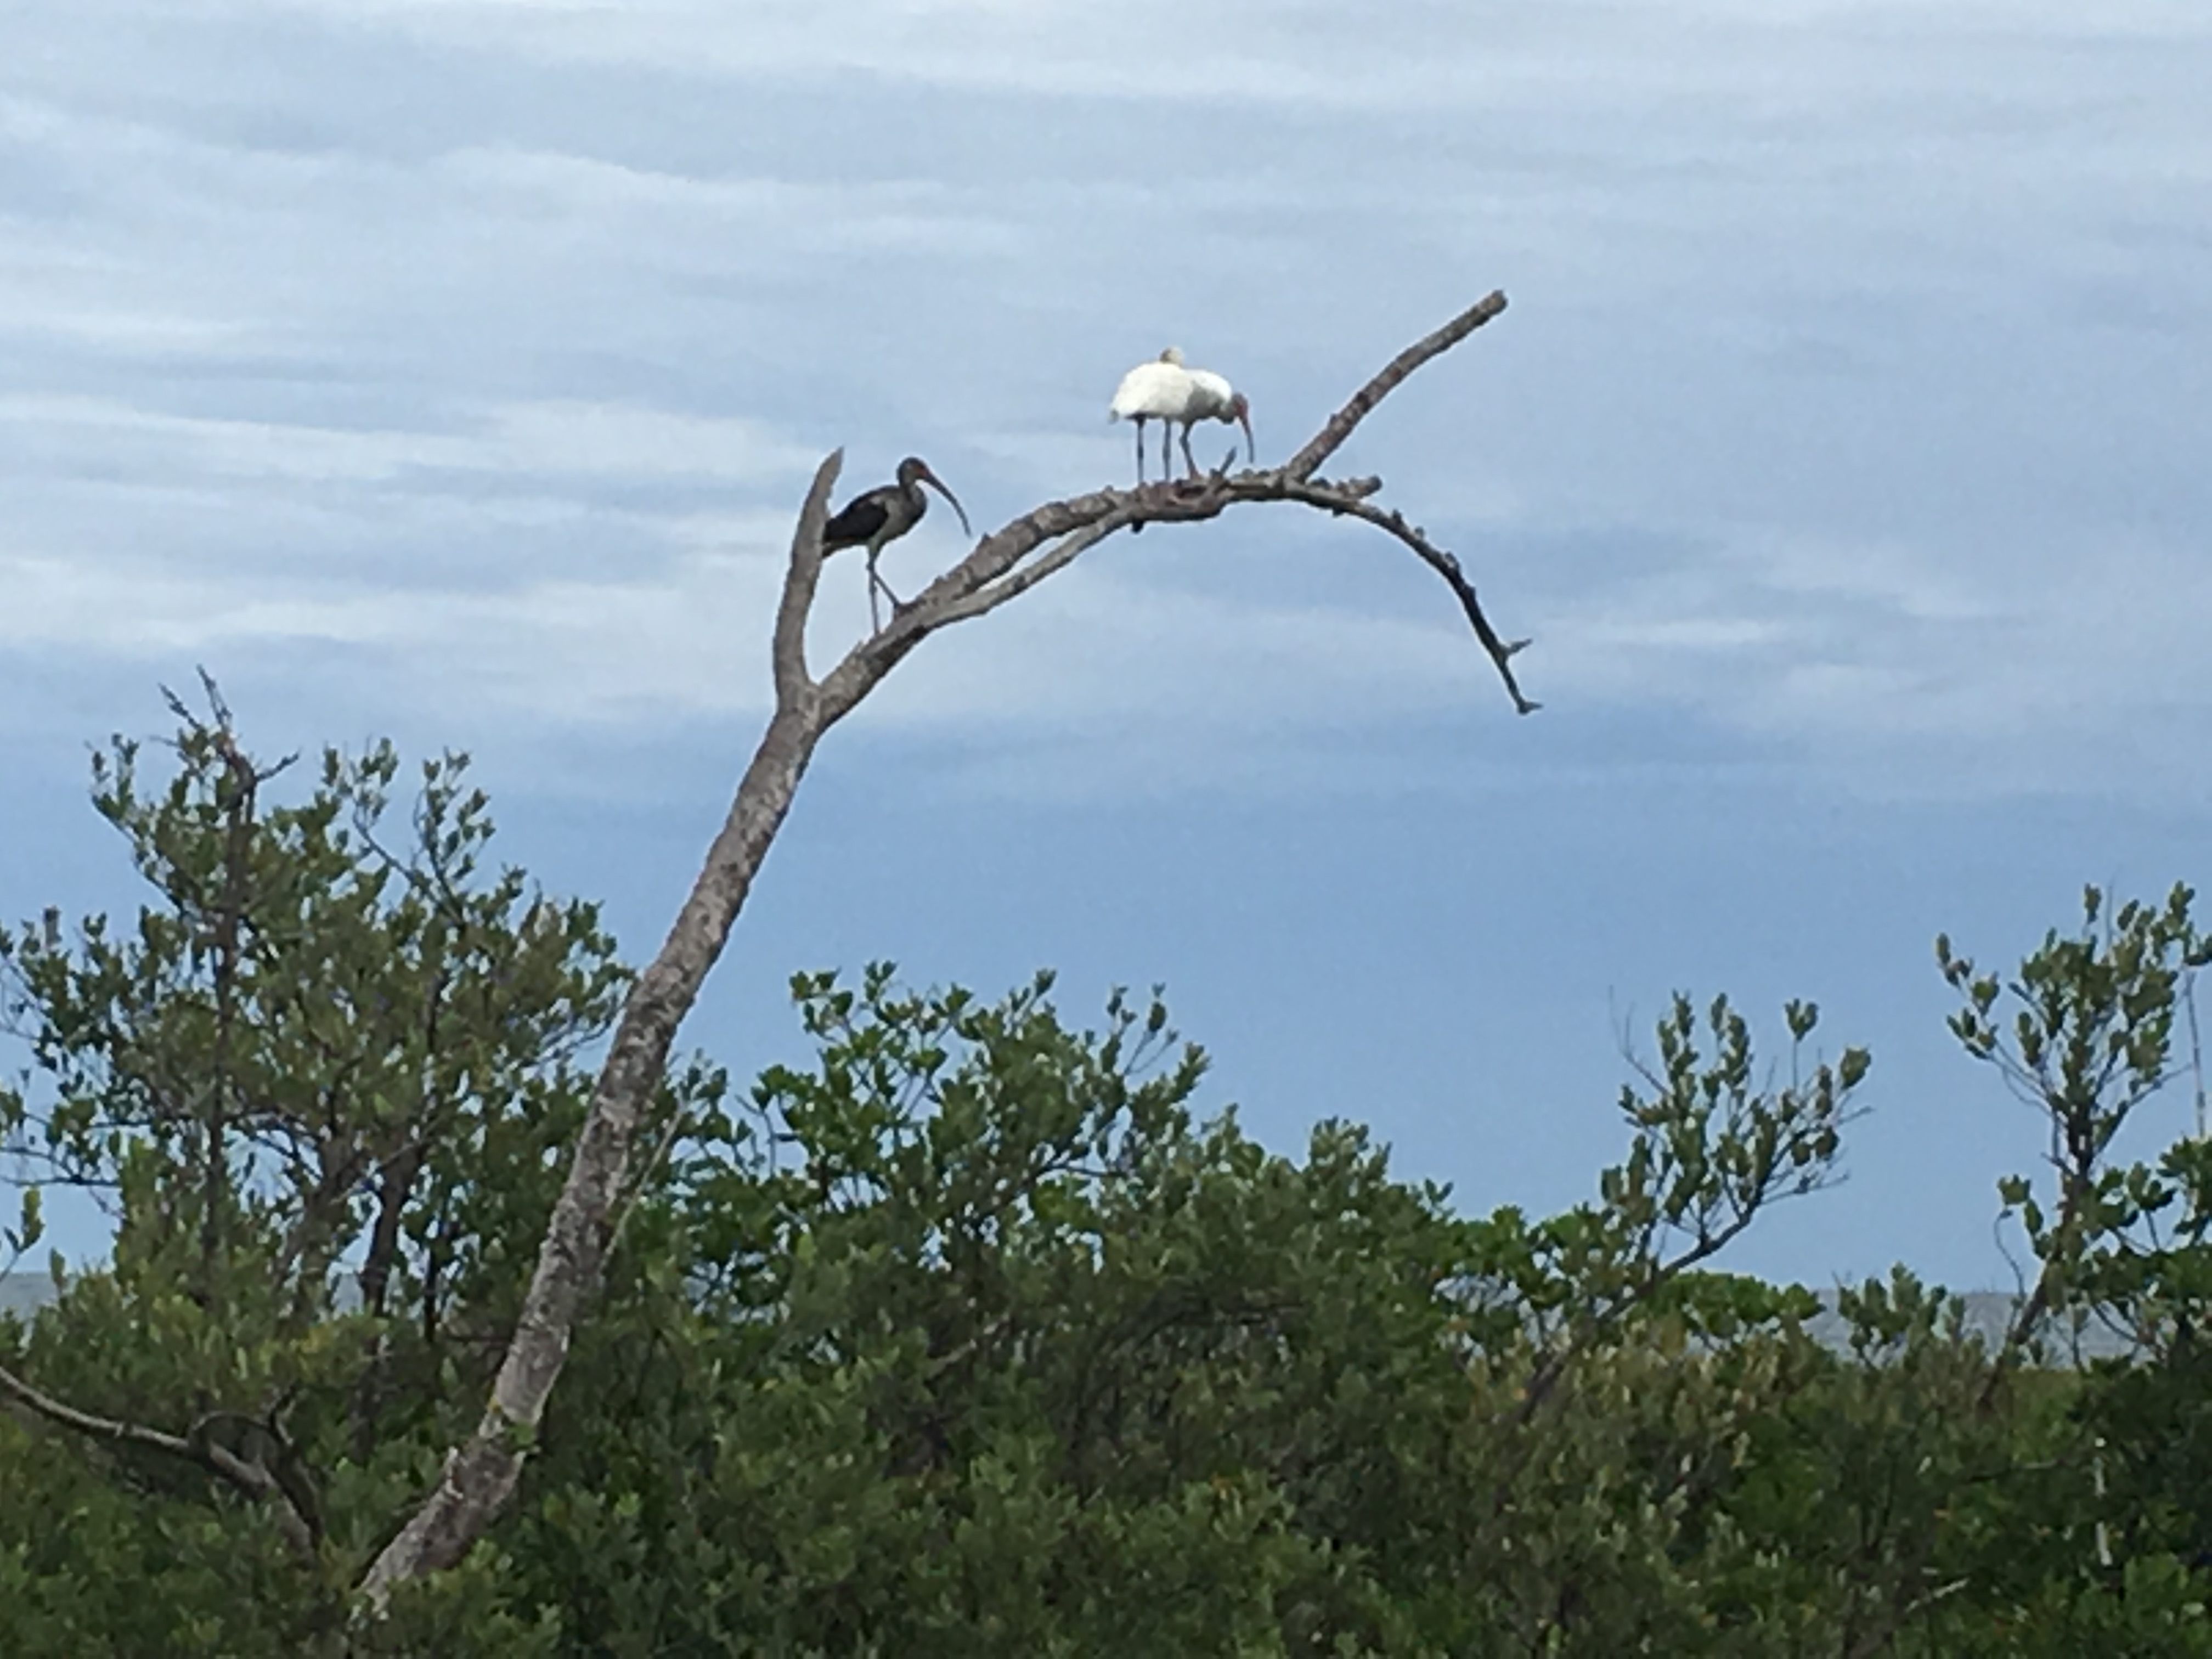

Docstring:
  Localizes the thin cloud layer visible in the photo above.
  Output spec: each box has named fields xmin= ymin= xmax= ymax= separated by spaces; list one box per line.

xmin=2 ymin=0 xmax=2207 ymax=803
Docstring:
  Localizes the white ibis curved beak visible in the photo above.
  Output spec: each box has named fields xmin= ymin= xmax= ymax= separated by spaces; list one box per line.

xmin=919 ymin=465 xmax=973 ymax=537
xmin=1233 ymin=397 xmax=1255 ymax=465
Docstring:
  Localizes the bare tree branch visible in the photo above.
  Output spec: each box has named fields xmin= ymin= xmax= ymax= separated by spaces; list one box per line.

xmin=0 ymin=1355 xmax=198 ymax=1456
xmin=1286 ymin=289 xmax=1509 ymax=481
xmin=0 ymin=1359 xmax=318 ymax=1555
xmin=912 ymin=515 xmax=1136 ymax=631
xmin=361 ymin=291 xmax=1525 ymax=1604
xmin=850 ymin=467 xmax=1534 ymax=713
xmin=774 ymin=450 xmax=842 ymax=703
xmin=1273 ymin=478 xmax=1537 ymax=713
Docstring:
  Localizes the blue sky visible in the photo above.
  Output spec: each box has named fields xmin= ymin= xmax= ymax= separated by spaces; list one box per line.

xmin=3 ymin=0 xmax=2209 ymax=1288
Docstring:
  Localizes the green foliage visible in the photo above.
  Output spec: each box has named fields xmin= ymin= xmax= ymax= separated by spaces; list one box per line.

xmin=1937 ymin=887 xmax=2212 ymax=1598
xmin=1939 ymin=884 xmax=2210 ymax=1321
xmin=0 ymin=691 xmax=685 ymax=1651
xmin=6 ymin=702 xmax=2212 ymax=1652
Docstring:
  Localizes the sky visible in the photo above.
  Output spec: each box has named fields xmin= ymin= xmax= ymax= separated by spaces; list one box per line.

xmin=3 ymin=0 xmax=2209 ymax=1289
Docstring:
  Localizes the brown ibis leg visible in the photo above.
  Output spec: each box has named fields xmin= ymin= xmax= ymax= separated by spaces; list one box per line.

xmin=865 ymin=546 xmax=889 ymax=631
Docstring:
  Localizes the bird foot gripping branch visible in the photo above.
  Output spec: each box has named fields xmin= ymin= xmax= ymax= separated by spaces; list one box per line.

xmin=1110 ymin=346 xmax=1256 ymax=486
xmin=820 ymin=456 xmax=973 ymax=633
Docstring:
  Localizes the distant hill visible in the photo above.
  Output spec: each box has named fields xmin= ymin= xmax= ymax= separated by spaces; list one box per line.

xmin=1 ymin=1272 xmax=53 ymax=1321
xmin=1797 ymin=1293 xmax=2141 ymax=1364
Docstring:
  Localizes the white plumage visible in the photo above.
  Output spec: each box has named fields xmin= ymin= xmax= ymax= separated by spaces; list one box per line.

xmin=1184 ymin=368 xmax=1233 ymax=409
xmin=1178 ymin=368 xmax=1254 ymax=477
xmin=1108 ymin=347 xmax=1197 ymax=483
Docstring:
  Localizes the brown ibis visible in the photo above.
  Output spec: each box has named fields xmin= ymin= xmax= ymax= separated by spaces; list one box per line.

xmin=1178 ymin=368 xmax=1254 ymax=478
xmin=821 ymin=455 xmax=972 ymax=629
xmin=1108 ymin=347 xmax=1197 ymax=484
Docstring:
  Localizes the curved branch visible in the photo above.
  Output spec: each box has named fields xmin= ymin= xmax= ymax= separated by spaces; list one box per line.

xmin=0 ymin=1353 xmax=196 ymax=1455
xmin=859 ymin=467 xmax=1534 ymax=714
xmin=0 ymin=1359 xmax=318 ymax=1555
xmin=1278 ymin=480 xmax=1538 ymax=713
xmin=772 ymin=450 xmax=842 ymax=705
xmin=812 ymin=295 xmax=1525 ymax=710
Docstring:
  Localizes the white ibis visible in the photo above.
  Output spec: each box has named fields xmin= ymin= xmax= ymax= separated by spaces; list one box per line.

xmin=821 ymin=456 xmax=972 ymax=629
xmin=1108 ymin=347 xmax=1197 ymax=484
xmin=1177 ymin=367 xmax=1254 ymax=478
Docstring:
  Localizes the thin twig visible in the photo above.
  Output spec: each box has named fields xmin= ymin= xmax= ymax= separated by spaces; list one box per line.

xmin=1287 ymin=290 xmax=1509 ymax=481
xmin=2187 ymin=967 xmax=2206 ymax=1141
xmin=1279 ymin=480 xmax=1538 ymax=712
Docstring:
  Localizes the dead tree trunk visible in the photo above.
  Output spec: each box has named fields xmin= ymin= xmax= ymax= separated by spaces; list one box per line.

xmin=359 ymin=289 xmax=1524 ymax=1603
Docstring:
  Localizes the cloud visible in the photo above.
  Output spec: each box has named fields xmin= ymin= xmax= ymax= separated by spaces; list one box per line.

xmin=2 ymin=0 xmax=2208 ymax=805
xmin=0 ymin=392 xmax=815 ymax=487
xmin=207 ymin=0 xmax=2212 ymax=123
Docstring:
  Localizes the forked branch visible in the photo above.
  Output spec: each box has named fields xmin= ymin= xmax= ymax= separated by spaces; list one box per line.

xmin=814 ymin=289 xmax=1523 ymax=715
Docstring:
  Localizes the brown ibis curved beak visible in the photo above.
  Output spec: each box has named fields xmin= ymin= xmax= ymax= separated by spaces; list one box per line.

xmin=918 ymin=464 xmax=973 ymax=537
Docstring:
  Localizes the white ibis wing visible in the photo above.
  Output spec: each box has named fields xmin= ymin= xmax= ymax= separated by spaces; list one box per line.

xmin=1110 ymin=360 xmax=1195 ymax=420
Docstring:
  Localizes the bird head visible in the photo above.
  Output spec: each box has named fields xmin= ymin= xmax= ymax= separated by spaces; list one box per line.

xmin=1227 ymin=392 xmax=1254 ymax=463
xmin=1158 ymin=346 xmax=1186 ymax=366
xmin=898 ymin=456 xmax=973 ymax=537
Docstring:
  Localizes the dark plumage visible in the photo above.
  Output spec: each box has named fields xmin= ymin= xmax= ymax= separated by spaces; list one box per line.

xmin=822 ymin=456 xmax=972 ymax=629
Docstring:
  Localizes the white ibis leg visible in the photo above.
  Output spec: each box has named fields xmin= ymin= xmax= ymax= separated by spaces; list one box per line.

xmin=1178 ymin=422 xmax=1200 ymax=481
xmin=1131 ymin=416 xmax=1148 ymax=484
